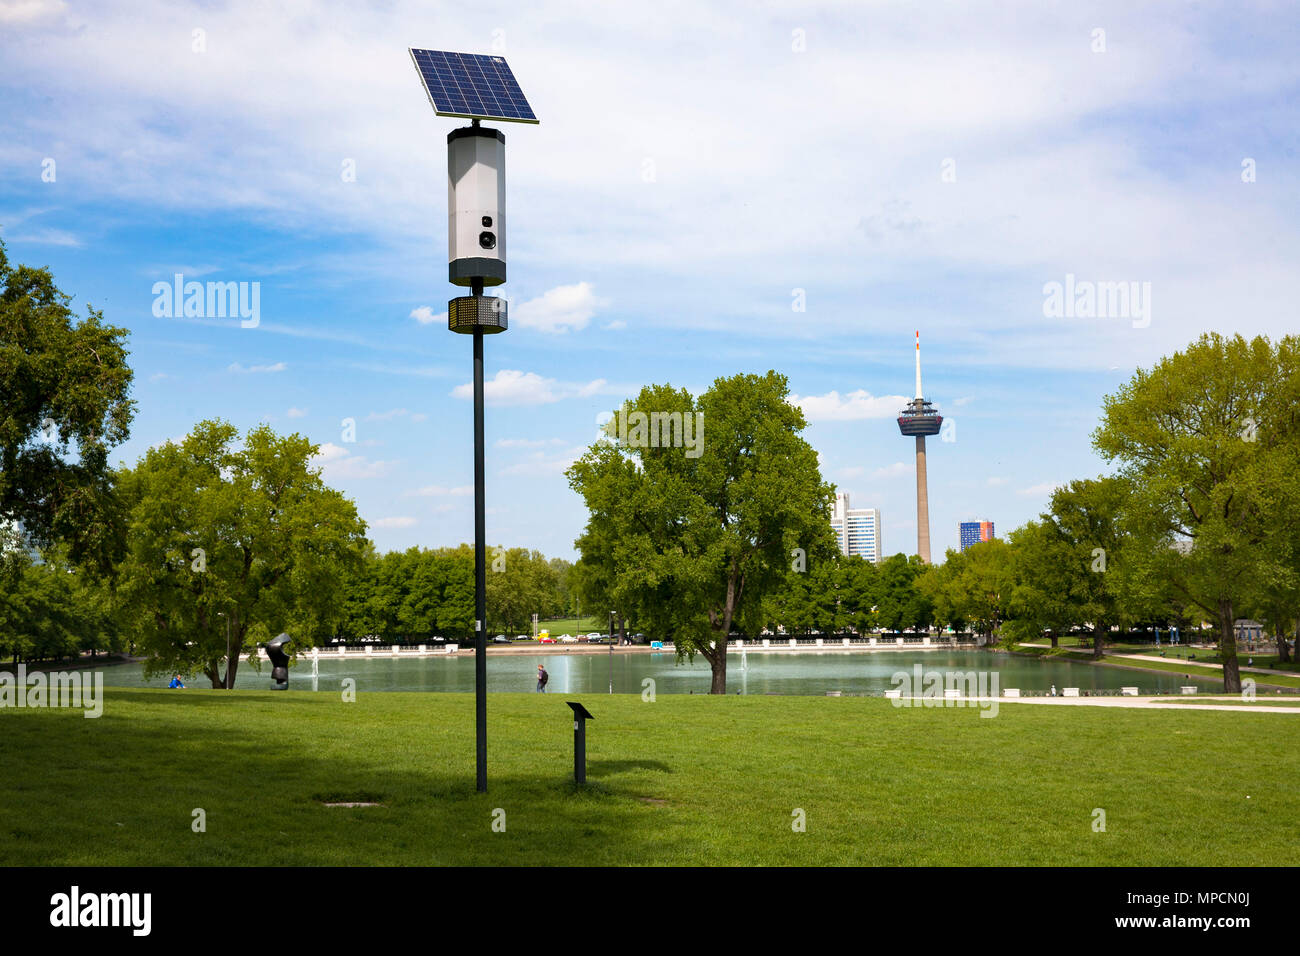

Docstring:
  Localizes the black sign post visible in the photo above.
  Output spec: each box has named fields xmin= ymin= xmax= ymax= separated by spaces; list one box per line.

xmin=566 ymin=701 xmax=595 ymax=785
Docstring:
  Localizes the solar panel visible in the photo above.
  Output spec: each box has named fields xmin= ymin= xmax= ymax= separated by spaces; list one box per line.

xmin=409 ymin=49 xmax=538 ymax=124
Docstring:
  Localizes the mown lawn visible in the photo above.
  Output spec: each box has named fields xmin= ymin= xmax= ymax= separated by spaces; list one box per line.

xmin=1015 ymin=644 xmax=1300 ymax=689
xmin=1 ymin=688 xmax=1296 ymax=866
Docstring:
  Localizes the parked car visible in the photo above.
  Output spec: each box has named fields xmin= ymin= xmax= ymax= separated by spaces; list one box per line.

xmin=516 ymin=635 xmax=529 ymax=642
xmin=560 ymin=634 xmax=579 ymax=643
xmin=586 ymin=633 xmax=606 ymax=643
xmin=540 ymin=635 xmax=557 ymax=644
xmin=493 ymin=634 xmax=510 ymax=644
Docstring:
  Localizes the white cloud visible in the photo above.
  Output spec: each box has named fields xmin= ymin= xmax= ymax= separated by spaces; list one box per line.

xmin=872 ymin=461 xmax=913 ymax=478
xmin=793 ymin=390 xmax=909 ymax=422
xmin=603 ymin=320 xmax=627 ymax=331
xmin=371 ymin=516 xmax=417 ymax=528
xmin=1018 ymin=482 xmax=1063 ymax=497
xmin=404 ymin=485 xmax=473 ymax=497
xmin=410 ymin=305 xmax=446 ymax=325
xmin=500 ymin=447 xmax=586 ymax=477
xmin=986 ymin=476 xmax=1009 ymax=487
xmin=452 ymin=370 xmax=609 ymax=406
xmin=0 ymin=0 xmax=65 ymax=23
xmin=311 ymin=442 xmax=395 ymax=479
xmin=513 ymin=282 xmax=604 ymax=334
xmin=286 ymin=407 xmax=307 ymax=418
xmin=228 ymin=362 xmax=286 ymax=374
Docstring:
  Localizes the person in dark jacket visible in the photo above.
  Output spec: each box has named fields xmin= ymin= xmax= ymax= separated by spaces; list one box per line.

xmin=536 ymin=665 xmax=549 ymax=693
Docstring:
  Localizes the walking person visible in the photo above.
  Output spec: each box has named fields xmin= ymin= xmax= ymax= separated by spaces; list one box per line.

xmin=536 ymin=664 xmax=549 ymax=693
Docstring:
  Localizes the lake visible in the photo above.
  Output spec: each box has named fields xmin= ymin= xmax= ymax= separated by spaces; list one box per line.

xmin=96 ymin=648 xmax=1202 ymax=696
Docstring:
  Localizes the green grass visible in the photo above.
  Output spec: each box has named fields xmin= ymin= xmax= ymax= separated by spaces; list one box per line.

xmin=1 ymin=688 xmax=1296 ymax=866
xmin=534 ymin=616 xmax=603 ymax=636
xmin=1015 ymin=644 xmax=1300 ymax=689
xmin=1156 ymin=698 xmax=1300 ymax=707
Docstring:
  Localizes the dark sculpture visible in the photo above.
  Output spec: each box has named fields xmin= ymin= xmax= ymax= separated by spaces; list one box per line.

xmin=266 ymin=633 xmax=292 ymax=690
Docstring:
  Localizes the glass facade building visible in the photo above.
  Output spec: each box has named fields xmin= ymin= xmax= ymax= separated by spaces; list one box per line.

xmin=959 ymin=520 xmax=995 ymax=551
xmin=830 ymin=493 xmax=882 ymax=564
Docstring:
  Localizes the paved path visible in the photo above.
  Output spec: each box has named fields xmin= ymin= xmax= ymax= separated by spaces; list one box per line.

xmin=1111 ymin=651 xmax=1284 ymax=676
xmin=1002 ymin=695 xmax=1300 ymax=713
xmin=1019 ymin=643 xmax=1287 ymax=677
xmin=920 ymin=694 xmax=1300 ymax=714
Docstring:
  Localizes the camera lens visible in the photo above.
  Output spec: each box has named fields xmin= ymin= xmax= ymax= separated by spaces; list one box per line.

xmin=479 ymin=231 xmax=496 ymax=250
xmin=481 ymin=216 xmax=493 ymax=227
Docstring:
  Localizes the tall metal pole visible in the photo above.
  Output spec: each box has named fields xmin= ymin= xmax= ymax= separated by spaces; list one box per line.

xmin=473 ymin=310 xmax=487 ymax=793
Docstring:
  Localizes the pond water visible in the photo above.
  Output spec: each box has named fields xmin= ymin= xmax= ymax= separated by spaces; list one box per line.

xmin=95 ymin=649 xmax=1203 ymax=696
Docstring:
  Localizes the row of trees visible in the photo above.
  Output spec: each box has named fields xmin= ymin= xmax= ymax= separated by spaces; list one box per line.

xmin=568 ymin=334 xmax=1300 ymax=693
xmin=338 ymin=545 xmax=575 ymax=639
xmin=5 ymin=244 xmax=1297 ymax=695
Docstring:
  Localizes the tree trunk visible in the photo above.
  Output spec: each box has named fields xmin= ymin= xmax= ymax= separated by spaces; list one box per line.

xmin=1092 ymin=626 xmax=1105 ymax=660
xmin=709 ymin=637 xmax=728 ymax=693
xmin=1049 ymin=632 xmax=1059 ymax=649
xmin=1218 ymin=597 xmax=1242 ymax=694
xmin=1276 ymin=624 xmax=1292 ymax=664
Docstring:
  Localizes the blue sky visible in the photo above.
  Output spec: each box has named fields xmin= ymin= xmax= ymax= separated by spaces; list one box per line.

xmin=2 ymin=0 xmax=1297 ymax=561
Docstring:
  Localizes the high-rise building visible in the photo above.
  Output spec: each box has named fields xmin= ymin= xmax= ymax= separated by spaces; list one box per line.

xmin=897 ymin=331 xmax=942 ymax=563
xmin=959 ymin=520 xmax=995 ymax=551
xmin=830 ymin=493 xmax=882 ymax=564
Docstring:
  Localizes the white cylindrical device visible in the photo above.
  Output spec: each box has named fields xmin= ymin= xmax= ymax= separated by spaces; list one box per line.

xmin=447 ymin=126 xmax=506 ymax=287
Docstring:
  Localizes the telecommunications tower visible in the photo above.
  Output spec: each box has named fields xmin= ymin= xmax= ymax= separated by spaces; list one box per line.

xmin=896 ymin=332 xmax=942 ymax=563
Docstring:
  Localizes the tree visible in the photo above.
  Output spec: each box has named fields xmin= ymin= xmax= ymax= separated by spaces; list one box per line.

xmin=567 ymin=372 xmax=836 ymax=693
xmin=874 ymin=553 xmax=932 ymax=634
xmin=1094 ymin=333 xmax=1300 ymax=692
xmin=0 ymin=240 xmax=135 ymax=567
xmin=486 ymin=547 xmax=561 ymax=633
xmin=115 ymin=420 xmax=368 ymax=687
xmin=1044 ymin=478 xmax=1130 ymax=658
xmin=918 ymin=540 xmax=1013 ymax=643
xmin=1003 ymin=520 xmax=1078 ymax=649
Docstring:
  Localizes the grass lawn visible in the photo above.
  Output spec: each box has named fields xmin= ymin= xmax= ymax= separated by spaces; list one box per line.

xmin=534 ymin=616 xmax=602 ymax=636
xmin=1016 ymin=644 xmax=1300 ymax=689
xmin=1157 ymin=698 xmax=1300 ymax=707
xmin=1 ymin=688 xmax=1296 ymax=866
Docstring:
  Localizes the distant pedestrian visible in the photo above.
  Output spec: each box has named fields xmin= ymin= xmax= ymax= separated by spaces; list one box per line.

xmin=536 ymin=664 xmax=549 ymax=693
xmin=168 ymin=674 xmax=185 ymax=689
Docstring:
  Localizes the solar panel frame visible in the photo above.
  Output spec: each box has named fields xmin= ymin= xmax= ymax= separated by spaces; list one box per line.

xmin=409 ymin=49 xmax=539 ymax=124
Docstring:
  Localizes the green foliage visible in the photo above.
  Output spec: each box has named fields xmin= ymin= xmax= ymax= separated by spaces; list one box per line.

xmin=0 ymin=535 xmax=124 ymax=662
xmin=114 ymin=420 xmax=368 ymax=687
xmin=340 ymin=544 xmax=474 ymax=640
xmin=918 ymin=539 xmax=1014 ymax=641
xmin=1093 ymin=332 xmax=1300 ymax=690
xmin=0 ymin=240 xmax=135 ymax=568
xmin=487 ymin=547 xmax=565 ymax=633
xmin=567 ymin=371 xmax=836 ymax=692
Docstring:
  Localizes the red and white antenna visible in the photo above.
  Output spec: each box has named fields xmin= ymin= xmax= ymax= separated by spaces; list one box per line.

xmin=914 ymin=330 xmax=923 ymax=400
